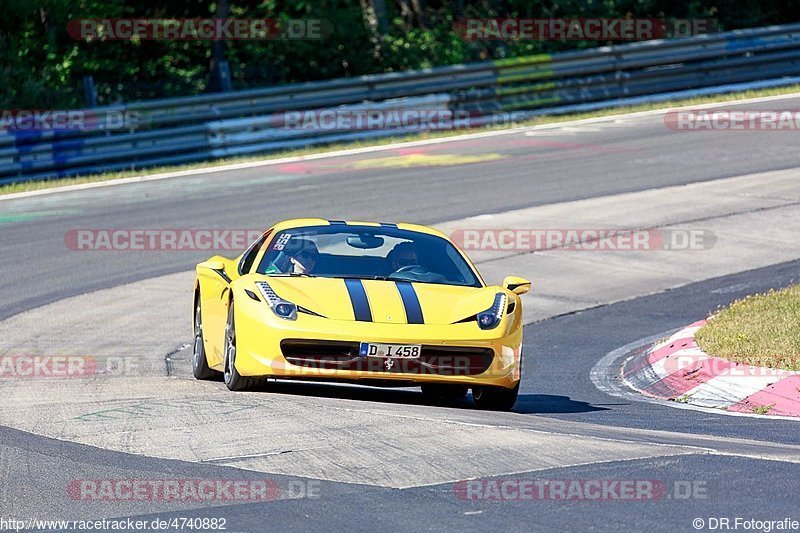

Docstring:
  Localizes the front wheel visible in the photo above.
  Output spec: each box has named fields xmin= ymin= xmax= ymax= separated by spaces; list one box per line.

xmin=472 ymin=383 xmax=519 ymax=411
xmin=223 ymin=300 xmax=260 ymax=392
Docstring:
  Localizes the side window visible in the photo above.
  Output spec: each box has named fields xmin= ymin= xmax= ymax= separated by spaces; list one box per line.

xmin=239 ymin=230 xmax=272 ymax=275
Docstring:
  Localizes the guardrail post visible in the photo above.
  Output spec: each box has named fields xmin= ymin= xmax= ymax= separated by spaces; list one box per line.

xmin=214 ymin=60 xmax=233 ymax=93
xmin=82 ymin=76 xmax=97 ymax=108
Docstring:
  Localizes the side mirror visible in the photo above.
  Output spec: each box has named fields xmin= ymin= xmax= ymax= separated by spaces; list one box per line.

xmin=503 ymin=276 xmax=531 ymax=295
xmin=198 ymin=260 xmax=225 ymax=271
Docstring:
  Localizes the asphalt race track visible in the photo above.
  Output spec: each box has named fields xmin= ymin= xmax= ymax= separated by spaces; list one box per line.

xmin=1 ymin=95 xmax=800 ymax=532
xmin=5 ymin=94 xmax=800 ymax=321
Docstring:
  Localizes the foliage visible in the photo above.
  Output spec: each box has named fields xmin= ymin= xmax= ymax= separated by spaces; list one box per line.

xmin=1 ymin=0 xmax=799 ymax=108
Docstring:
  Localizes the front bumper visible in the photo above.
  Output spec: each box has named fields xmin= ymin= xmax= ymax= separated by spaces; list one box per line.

xmin=233 ymin=295 xmax=522 ymax=389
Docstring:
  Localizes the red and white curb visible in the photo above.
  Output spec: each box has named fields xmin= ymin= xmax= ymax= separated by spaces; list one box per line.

xmin=622 ymin=320 xmax=800 ymax=417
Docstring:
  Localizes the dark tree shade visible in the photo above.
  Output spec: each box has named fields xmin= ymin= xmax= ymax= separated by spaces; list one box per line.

xmin=1 ymin=0 xmax=798 ymax=108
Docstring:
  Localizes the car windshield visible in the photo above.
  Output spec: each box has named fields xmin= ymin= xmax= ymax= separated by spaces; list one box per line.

xmin=255 ymin=225 xmax=482 ymax=287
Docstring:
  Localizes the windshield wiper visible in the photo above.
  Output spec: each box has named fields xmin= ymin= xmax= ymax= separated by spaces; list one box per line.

xmin=336 ymin=275 xmax=388 ymax=281
xmin=268 ymin=272 xmax=316 ymax=277
xmin=385 ymin=275 xmax=415 ymax=283
xmin=386 ymin=274 xmax=454 ymax=286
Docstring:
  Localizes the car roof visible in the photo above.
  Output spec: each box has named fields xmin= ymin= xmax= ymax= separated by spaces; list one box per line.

xmin=269 ymin=218 xmax=450 ymax=240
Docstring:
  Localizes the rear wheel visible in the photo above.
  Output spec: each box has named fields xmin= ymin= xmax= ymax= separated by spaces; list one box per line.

xmin=421 ymin=383 xmax=468 ymax=404
xmin=472 ymin=383 xmax=519 ymax=411
xmin=192 ymin=299 xmax=219 ymax=380
xmin=223 ymin=301 xmax=260 ymax=392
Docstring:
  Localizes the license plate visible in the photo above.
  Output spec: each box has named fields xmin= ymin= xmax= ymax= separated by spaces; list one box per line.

xmin=359 ymin=342 xmax=421 ymax=359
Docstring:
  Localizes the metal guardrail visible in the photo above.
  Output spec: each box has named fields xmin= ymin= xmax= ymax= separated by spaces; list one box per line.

xmin=2 ymin=23 xmax=800 ymax=182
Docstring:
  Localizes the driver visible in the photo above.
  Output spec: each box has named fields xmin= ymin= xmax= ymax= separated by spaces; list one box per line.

xmin=387 ymin=241 xmax=418 ymax=272
xmin=288 ymin=240 xmax=319 ymax=274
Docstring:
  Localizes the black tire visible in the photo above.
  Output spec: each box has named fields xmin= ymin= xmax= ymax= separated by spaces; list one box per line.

xmin=472 ymin=383 xmax=520 ymax=411
xmin=192 ymin=298 xmax=219 ymax=380
xmin=421 ymin=383 xmax=468 ymax=404
xmin=223 ymin=300 xmax=260 ymax=391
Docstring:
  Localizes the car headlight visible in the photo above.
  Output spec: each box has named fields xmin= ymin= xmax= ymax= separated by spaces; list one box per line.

xmin=255 ymin=281 xmax=297 ymax=320
xmin=477 ymin=293 xmax=507 ymax=330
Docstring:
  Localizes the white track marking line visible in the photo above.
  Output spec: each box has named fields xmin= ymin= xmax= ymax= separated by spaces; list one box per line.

xmin=685 ymin=374 xmax=787 ymax=408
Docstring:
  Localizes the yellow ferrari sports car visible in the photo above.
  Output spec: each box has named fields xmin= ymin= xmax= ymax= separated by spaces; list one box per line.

xmin=192 ymin=219 xmax=531 ymax=410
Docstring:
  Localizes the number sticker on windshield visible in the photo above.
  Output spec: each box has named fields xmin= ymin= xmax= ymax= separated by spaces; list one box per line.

xmin=273 ymin=233 xmax=292 ymax=250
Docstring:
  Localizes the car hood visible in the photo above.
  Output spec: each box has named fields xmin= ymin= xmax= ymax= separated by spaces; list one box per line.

xmin=257 ymin=276 xmax=499 ymax=325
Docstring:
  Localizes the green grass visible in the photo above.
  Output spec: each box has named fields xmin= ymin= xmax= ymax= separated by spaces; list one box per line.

xmin=3 ymin=83 xmax=800 ymax=197
xmin=695 ymin=285 xmax=800 ymax=370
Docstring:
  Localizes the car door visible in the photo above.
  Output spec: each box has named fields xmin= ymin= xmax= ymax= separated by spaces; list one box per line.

xmin=199 ymin=230 xmax=272 ymax=367
xmin=197 ymin=260 xmax=234 ymax=368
